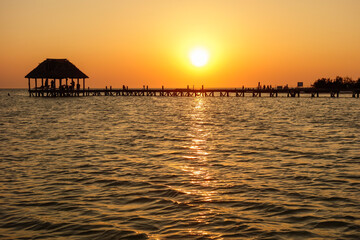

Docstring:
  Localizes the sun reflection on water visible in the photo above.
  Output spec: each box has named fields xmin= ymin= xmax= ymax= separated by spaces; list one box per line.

xmin=181 ymin=98 xmax=217 ymax=201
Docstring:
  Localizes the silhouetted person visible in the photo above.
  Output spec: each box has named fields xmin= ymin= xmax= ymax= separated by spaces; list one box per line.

xmin=77 ymin=83 xmax=80 ymax=90
xmin=51 ymin=80 xmax=55 ymax=89
xmin=71 ymin=80 xmax=75 ymax=90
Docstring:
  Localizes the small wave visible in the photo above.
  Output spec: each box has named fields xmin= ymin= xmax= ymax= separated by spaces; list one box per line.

xmin=148 ymin=188 xmax=185 ymax=198
xmin=126 ymin=197 xmax=157 ymax=204
xmin=278 ymin=230 xmax=318 ymax=239
xmin=221 ymin=233 xmax=248 ymax=238
xmin=242 ymin=202 xmax=287 ymax=214
xmin=285 ymin=215 xmax=322 ymax=223
xmin=270 ymin=208 xmax=314 ymax=217
xmin=314 ymin=220 xmax=350 ymax=229
xmin=104 ymin=180 xmax=152 ymax=188
xmin=92 ymin=230 xmax=148 ymax=240
xmin=14 ymin=201 xmax=62 ymax=207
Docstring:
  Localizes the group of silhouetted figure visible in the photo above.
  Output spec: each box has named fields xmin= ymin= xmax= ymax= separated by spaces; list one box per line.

xmin=40 ymin=79 xmax=80 ymax=91
xmin=256 ymin=82 xmax=288 ymax=90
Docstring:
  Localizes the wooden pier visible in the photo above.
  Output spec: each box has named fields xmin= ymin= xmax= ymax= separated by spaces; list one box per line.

xmin=25 ymin=58 xmax=360 ymax=98
xmin=28 ymin=86 xmax=360 ymax=98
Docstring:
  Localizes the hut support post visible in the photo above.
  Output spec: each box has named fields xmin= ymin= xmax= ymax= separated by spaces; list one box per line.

xmin=35 ymin=78 xmax=38 ymax=97
xmin=59 ymin=79 xmax=62 ymax=96
xmin=77 ymin=78 xmax=79 ymax=96
xmin=71 ymin=78 xmax=73 ymax=96
xmin=28 ymin=78 xmax=31 ymax=97
xmin=83 ymin=78 xmax=85 ymax=96
xmin=41 ymin=78 xmax=44 ymax=96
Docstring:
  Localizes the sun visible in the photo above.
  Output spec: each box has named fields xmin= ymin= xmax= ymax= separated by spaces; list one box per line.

xmin=189 ymin=47 xmax=209 ymax=67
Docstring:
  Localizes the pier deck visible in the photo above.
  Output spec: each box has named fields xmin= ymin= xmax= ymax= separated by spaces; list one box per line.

xmin=29 ymin=87 xmax=360 ymax=98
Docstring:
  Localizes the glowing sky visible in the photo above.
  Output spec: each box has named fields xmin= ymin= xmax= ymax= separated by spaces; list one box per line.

xmin=1 ymin=0 xmax=359 ymax=88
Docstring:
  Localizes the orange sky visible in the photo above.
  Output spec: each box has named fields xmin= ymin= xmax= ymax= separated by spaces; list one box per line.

xmin=1 ymin=0 xmax=360 ymax=88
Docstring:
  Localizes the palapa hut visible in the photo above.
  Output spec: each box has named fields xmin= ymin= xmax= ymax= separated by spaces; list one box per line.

xmin=25 ymin=58 xmax=88 ymax=97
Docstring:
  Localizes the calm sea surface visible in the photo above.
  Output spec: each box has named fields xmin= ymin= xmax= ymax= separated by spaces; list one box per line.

xmin=0 ymin=89 xmax=359 ymax=239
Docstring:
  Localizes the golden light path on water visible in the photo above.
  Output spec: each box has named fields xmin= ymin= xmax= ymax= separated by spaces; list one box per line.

xmin=180 ymin=98 xmax=219 ymax=238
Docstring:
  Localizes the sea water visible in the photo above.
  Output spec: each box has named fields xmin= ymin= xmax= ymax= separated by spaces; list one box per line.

xmin=0 ymin=89 xmax=359 ymax=239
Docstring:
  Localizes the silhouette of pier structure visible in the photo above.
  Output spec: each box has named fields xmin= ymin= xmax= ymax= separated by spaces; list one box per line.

xmin=26 ymin=59 xmax=360 ymax=98
xmin=28 ymin=85 xmax=360 ymax=98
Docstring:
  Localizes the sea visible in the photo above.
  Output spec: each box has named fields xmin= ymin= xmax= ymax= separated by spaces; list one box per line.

xmin=0 ymin=89 xmax=359 ymax=239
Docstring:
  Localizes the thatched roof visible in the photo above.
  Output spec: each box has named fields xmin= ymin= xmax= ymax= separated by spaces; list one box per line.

xmin=25 ymin=59 xmax=88 ymax=79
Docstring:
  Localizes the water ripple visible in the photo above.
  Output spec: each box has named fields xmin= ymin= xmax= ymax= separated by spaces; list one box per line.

xmin=0 ymin=90 xmax=360 ymax=239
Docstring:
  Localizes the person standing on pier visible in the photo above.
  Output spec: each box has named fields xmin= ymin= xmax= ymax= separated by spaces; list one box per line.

xmin=71 ymin=79 xmax=75 ymax=90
